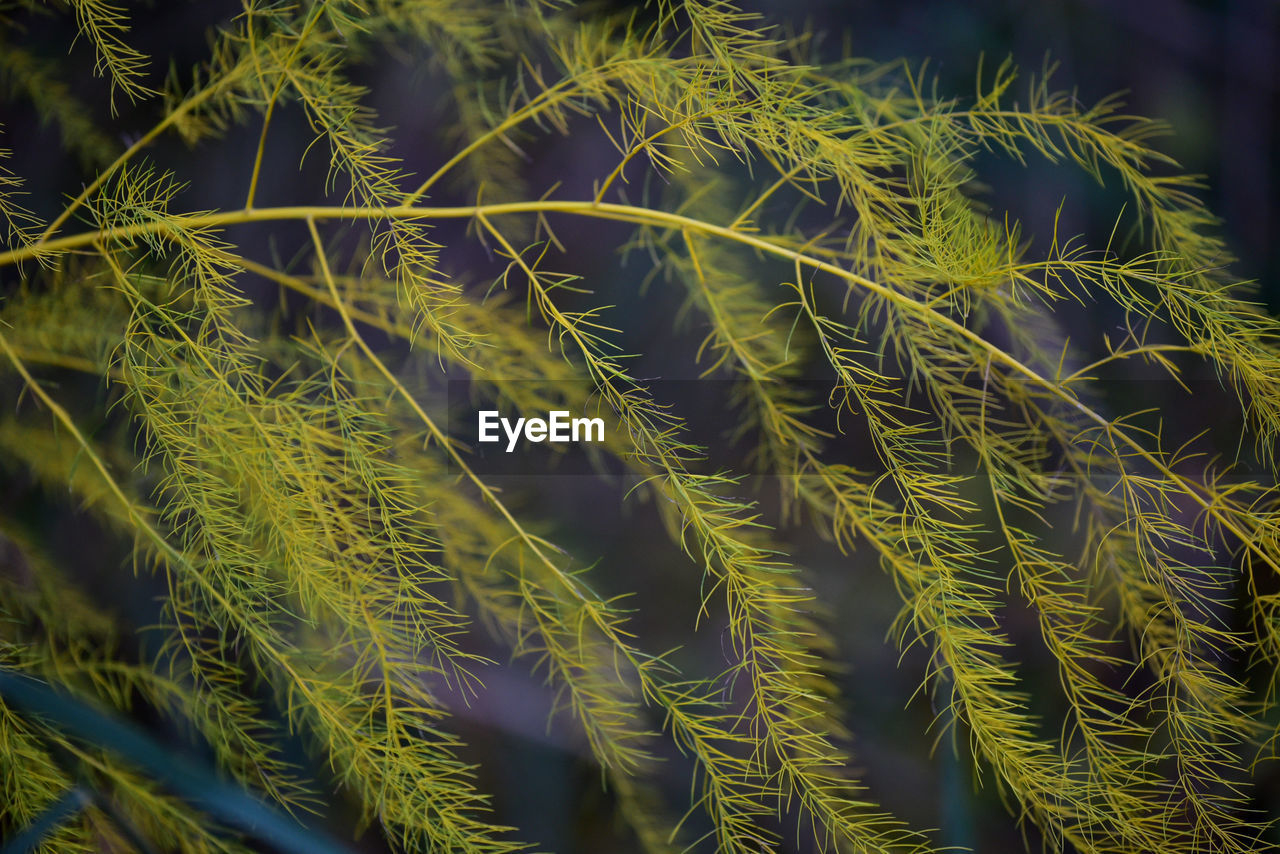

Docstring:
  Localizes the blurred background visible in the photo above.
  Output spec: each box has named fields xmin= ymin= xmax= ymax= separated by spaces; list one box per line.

xmin=2 ymin=1 xmax=1277 ymax=852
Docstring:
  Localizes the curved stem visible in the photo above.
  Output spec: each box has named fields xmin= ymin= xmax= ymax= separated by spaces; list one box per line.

xmin=3 ymin=197 xmax=1273 ymax=577
xmin=403 ymin=76 xmax=580 ymax=204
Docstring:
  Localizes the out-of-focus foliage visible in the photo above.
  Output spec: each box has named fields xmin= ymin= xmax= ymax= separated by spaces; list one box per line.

xmin=1 ymin=1 xmax=1278 ymax=852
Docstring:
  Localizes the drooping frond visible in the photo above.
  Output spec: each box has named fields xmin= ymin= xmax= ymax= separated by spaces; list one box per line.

xmin=61 ymin=0 xmax=155 ymax=110
xmin=1 ymin=2 xmax=1278 ymax=852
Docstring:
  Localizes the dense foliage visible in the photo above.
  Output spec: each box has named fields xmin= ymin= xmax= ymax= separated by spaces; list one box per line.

xmin=1 ymin=1 xmax=1279 ymax=852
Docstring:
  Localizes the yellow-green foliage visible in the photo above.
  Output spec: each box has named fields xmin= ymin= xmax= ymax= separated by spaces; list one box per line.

xmin=1 ymin=1 xmax=1278 ymax=852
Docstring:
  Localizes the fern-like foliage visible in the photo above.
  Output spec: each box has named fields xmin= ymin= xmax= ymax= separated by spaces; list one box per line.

xmin=1 ymin=2 xmax=1278 ymax=852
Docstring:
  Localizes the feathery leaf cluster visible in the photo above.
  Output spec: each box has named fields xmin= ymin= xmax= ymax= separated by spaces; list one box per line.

xmin=1 ymin=1 xmax=1278 ymax=852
